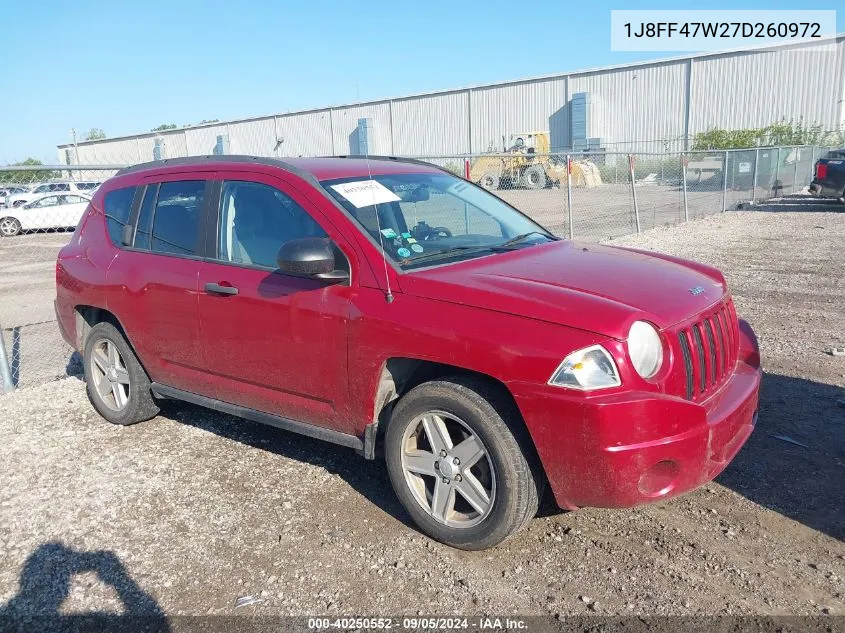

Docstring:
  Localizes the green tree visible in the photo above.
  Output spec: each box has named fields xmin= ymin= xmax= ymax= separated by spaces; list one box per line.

xmin=0 ymin=158 xmax=59 ymax=184
xmin=693 ymin=120 xmax=845 ymax=150
xmin=85 ymin=128 xmax=106 ymax=140
xmin=151 ymin=124 xmax=178 ymax=132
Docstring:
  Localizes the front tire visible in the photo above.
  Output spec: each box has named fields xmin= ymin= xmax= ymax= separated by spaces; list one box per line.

xmin=523 ymin=165 xmax=547 ymax=189
xmin=83 ymin=322 xmax=159 ymax=425
xmin=0 ymin=217 xmax=21 ymax=237
xmin=385 ymin=377 xmax=540 ymax=550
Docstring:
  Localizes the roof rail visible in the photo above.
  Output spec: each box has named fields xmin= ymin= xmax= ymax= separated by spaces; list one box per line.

xmin=114 ymin=154 xmax=317 ymax=183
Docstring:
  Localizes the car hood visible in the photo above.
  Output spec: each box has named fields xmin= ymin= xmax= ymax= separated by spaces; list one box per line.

xmin=399 ymin=240 xmax=726 ymax=339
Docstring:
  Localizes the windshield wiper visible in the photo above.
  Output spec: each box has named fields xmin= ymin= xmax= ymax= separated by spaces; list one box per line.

xmin=492 ymin=231 xmax=558 ymax=250
xmin=400 ymin=245 xmax=489 ymax=266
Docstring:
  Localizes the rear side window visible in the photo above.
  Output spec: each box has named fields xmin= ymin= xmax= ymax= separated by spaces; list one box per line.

xmin=150 ymin=181 xmax=204 ymax=256
xmin=103 ymin=186 xmax=137 ymax=246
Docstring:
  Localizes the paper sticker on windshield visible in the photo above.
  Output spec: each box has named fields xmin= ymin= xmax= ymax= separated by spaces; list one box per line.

xmin=410 ymin=244 xmax=424 ymax=253
xmin=397 ymin=247 xmax=411 ymax=258
xmin=380 ymin=228 xmax=397 ymax=238
xmin=330 ymin=180 xmax=400 ymax=208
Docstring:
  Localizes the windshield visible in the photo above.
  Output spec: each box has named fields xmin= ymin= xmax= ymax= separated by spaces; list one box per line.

xmin=322 ymin=172 xmax=555 ymax=269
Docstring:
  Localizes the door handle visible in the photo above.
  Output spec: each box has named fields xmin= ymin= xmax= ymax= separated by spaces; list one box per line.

xmin=204 ymin=282 xmax=238 ymax=296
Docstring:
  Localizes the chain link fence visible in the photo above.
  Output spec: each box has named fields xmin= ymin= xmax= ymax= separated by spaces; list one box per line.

xmin=0 ymin=146 xmax=827 ymax=392
xmin=0 ymin=166 xmax=121 ymax=392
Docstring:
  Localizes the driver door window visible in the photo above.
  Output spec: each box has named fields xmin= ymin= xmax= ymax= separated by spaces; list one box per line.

xmin=217 ymin=180 xmax=328 ymax=269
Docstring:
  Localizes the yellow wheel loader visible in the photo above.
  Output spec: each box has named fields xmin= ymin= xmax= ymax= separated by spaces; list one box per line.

xmin=469 ymin=132 xmax=569 ymax=190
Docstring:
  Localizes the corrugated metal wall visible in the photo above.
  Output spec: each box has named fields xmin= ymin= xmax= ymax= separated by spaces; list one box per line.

xmin=570 ymin=61 xmax=688 ymax=152
xmin=58 ymin=37 xmax=845 ymax=165
xmin=329 ymin=102 xmax=392 ymax=155
xmin=469 ymin=78 xmax=568 ymax=153
xmin=275 ymin=111 xmax=333 ymax=157
xmin=392 ymin=91 xmax=469 ymax=156
xmin=690 ymin=39 xmax=844 ymax=133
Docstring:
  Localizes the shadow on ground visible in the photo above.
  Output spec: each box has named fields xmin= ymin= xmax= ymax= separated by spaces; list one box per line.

xmin=153 ymin=370 xmax=844 ymax=541
xmin=0 ymin=542 xmax=168 ymax=632
xmin=717 ymin=372 xmax=845 ymax=541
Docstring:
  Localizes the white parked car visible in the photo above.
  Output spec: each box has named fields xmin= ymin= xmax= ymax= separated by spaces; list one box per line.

xmin=0 ymin=193 xmax=92 ymax=237
xmin=5 ymin=182 xmax=101 ymax=208
xmin=0 ymin=186 xmax=31 ymax=207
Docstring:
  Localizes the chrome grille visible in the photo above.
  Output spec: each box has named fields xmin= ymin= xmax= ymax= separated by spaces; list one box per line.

xmin=677 ymin=301 xmax=738 ymax=401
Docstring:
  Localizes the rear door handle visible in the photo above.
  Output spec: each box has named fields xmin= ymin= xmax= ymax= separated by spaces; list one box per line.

xmin=204 ymin=282 xmax=238 ymax=296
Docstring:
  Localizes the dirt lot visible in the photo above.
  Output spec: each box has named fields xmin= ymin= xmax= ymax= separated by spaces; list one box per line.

xmin=0 ymin=197 xmax=843 ymax=626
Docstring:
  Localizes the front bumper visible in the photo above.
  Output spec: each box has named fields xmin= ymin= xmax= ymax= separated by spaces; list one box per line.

xmin=511 ymin=324 xmax=761 ymax=510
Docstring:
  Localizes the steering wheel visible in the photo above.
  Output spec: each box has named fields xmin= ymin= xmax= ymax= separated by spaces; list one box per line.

xmin=424 ymin=226 xmax=453 ymax=241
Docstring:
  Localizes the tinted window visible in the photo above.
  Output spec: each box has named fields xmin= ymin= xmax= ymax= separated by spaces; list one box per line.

xmin=134 ymin=184 xmax=158 ymax=250
xmin=75 ymin=182 xmax=100 ymax=191
xmin=151 ymin=181 xmax=204 ymax=256
xmin=217 ymin=180 xmax=326 ymax=268
xmin=103 ymin=186 xmax=137 ymax=245
xmin=50 ymin=183 xmax=71 ymax=192
xmin=34 ymin=185 xmax=51 ymax=194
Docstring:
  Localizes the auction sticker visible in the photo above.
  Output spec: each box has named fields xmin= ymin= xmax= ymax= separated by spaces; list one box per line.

xmin=411 ymin=244 xmax=424 ymax=253
xmin=330 ymin=180 xmax=400 ymax=208
xmin=397 ymin=247 xmax=411 ymax=258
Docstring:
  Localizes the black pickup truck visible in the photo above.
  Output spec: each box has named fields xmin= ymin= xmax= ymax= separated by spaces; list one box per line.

xmin=810 ymin=148 xmax=845 ymax=202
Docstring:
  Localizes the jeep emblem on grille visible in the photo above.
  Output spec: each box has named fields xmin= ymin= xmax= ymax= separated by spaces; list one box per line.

xmin=689 ymin=286 xmax=705 ymax=296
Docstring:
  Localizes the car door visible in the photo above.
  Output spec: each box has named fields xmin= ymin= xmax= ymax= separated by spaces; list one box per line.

xmin=59 ymin=195 xmax=90 ymax=228
xmin=105 ymin=177 xmax=215 ymax=395
xmin=22 ymin=194 xmax=63 ymax=230
xmin=197 ymin=173 xmax=354 ymax=432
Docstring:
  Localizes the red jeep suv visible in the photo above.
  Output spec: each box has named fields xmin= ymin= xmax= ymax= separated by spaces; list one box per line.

xmin=55 ymin=156 xmax=761 ymax=550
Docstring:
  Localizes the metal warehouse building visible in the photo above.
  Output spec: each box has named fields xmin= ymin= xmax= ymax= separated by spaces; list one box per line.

xmin=58 ymin=35 xmax=845 ymax=165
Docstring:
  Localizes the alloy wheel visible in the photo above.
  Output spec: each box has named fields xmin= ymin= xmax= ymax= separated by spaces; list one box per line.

xmin=0 ymin=218 xmax=20 ymax=237
xmin=89 ymin=338 xmax=131 ymax=411
xmin=400 ymin=411 xmax=496 ymax=528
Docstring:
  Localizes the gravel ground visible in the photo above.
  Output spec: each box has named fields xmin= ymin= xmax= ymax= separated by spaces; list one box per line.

xmin=0 ymin=196 xmax=843 ymax=626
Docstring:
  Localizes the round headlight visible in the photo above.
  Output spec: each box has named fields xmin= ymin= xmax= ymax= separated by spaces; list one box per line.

xmin=628 ymin=321 xmax=663 ymax=379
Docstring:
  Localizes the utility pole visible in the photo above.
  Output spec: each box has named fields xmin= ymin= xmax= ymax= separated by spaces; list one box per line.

xmin=71 ymin=128 xmax=80 ymax=166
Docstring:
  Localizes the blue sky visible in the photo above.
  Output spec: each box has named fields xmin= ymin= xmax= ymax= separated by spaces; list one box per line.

xmin=0 ymin=0 xmax=841 ymax=163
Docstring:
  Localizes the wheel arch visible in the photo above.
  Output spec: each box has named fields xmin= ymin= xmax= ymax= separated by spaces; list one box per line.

xmin=366 ymin=358 xmax=546 ymax=485
xmin=74 ymin=305 xmax=147 ymax=373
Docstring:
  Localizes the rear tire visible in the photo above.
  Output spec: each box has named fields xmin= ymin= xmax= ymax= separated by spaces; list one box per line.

xmin=385 ymin=376 xmax=540 ymax=550
xmin=523 ymin=165 xmax=547 ymax=190
xmin=83 ymin=322 xmax=159 ymax=425
xmin=0 ymin=217 xmax=21 ymax=237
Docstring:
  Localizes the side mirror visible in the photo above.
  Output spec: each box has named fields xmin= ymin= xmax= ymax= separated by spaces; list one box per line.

xmin=277 ymin=237 xmax=346 ymax=280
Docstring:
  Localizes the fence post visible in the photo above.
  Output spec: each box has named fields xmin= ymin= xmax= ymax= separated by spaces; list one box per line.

xmin=792 ymin=148 xmax=799 ymax=194
xmin=681 ymin=155 xmax=689 ymax=222
xmin=566 ymin=154 xmax=573 ymax=239
xmin=773 ymin=148 xmax=781 ymax=198
xmin=628 ymin=154 xmax=640 ymax=233
xmin=721 ymin=150 xmax=729 ymax=212
xmin=0 ymin=323 xmax=13 ymax=393
xmin=751 ymin=147 xmax=760 ymax=203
